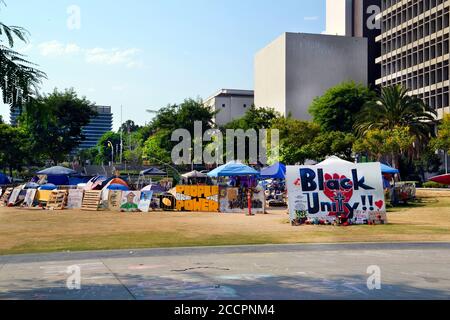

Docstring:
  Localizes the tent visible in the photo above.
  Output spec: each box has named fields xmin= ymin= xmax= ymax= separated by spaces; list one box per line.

xmin=142 ymin=184 xmax=166 ymax=194
xmin=381 ymin=163 xmax=400 ymax=175
xmin=207 ymin=161 xmax=259 ymax=178
xmin=181 ymin=170 xmax=208 ymax=179
xmin=317 ymin=156 xmax=354 ymax=166
xmin=84 ymin=176 xmax=108 ymax=190
xmin=107 ymin=184 xmax=130 ymax=191
xmin=260 ymin=162 xmax=286 ymax=179
xmin=37 ymin=166 xmax=77 ymax=176
xmin=140 ymin=168 xmax=167 ymax=176
xmin=429 ymin=174 xmax=450 ymax=185
xmin=103 ymin=178 xmax=129 ymax=190
xmin=24 ymin=182 xmax=40 ymax=189
xmin=47 ymin=175 xmax=70 ymax=186
xmin=0 ymin=173 xmax=11 ymax=185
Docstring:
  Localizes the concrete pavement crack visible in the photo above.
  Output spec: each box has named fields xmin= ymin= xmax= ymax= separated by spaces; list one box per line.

xmin=100 ymin=259 xmax=137 ymax=300
xmin=172 ymin=266 xmax=231 ymax=272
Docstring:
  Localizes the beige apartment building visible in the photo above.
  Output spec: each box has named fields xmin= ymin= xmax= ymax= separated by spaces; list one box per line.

xmin=376 ymin=0 xmax=450 ymax=118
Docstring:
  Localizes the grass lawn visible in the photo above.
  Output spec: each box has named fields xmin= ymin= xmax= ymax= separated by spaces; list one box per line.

xmin=0 ymin=190 xmax=449 ymax=256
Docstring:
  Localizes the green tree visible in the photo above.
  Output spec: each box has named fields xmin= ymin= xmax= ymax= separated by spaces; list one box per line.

xmin=143 ymin=129 xmax=172 ymax=164
xmin=431 ymin=114 xmax=450 ymax=152
xmin=0 ymin=123 xmax=29 ymax=176
xmin=302 ymin=131 xmax=356 ymax=162
xmin=0 ymin=1 xmax=46 ymax=110
xmin=309 ymin=81 xmax=376 ymax=132
xmin=225 ymin=106 xmax=281 ymax=130
xmin=21 ymin=89 xmax=96 ymax=164
xmin=353 ymin=126 xmax=415 ymax=169
xmin=96 ymin=131 xmax=121 ymax=165
xmin=354 ymin=85 xmax=437 ymax=142
xmin=120 ymin=120 xmax=141 ymax=134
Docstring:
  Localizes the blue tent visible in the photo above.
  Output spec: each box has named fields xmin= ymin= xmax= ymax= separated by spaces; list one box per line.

xmin=37 ymin=166 xmax=77 ymax=176
xmin=0 ymin=173 xmax=11 ymax=185
xmin=107 ymin=184 xmax=130 ymax=191
xmin=260 ymin=162 xmax=286 ymax=179
xmin=47 ymin=175 xmax=70 ymax=186
xmin=381 ymin=163 xmax=399 ymax=174
xmin=39 ymin=183 xmax=57 ymax=191
xmin=207 ymin=161 xmax=259 ymax=178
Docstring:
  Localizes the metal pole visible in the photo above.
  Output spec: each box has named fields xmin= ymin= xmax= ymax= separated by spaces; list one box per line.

xmin=120 ymin=105 xmax=123 ymax=164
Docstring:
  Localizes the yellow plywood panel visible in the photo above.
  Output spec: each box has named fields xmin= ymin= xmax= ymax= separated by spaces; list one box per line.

xmin=36 ymin=190 xmax=53 ymax=202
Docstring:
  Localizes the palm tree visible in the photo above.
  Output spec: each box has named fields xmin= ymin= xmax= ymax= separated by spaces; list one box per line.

xmin=355 ymin=85 xmax=437 ymax=140
xmin=0 ymin=0 xmax=46 ymax=111
xmin=354 ymin=85 xmax=437 ymax=168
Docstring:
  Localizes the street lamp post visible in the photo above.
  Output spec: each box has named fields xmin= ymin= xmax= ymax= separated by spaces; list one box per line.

xmin=107 ymin=140 xmax=114 ymax=166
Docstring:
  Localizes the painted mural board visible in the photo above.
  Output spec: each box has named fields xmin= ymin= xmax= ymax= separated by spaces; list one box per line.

xmin=67 ymin=189 xmax=84 ymax=209
xmin=107 ymin=190 xmax=123 ymax=211
xmin=175 ymin=185 xmax=219 ymax=212
xmin=286 ymin=162 xmax=387 ymax=224
xmin=8 ymin=187 xmax=22 ymax=206
xmin=120 ymin=191 xmax=141 ymax=212
xmin=219 ymin=186 xmax=265 ymax=214
xmin=138 ymin=191 xmax=154 ymax=212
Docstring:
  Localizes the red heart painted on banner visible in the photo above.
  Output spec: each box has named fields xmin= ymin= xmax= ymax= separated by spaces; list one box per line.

xmin=375 ymin=200 xmax=384 ymax=209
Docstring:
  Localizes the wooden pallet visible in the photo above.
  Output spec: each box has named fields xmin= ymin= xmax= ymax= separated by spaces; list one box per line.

xmin=0 ymin=188 xmax=13 ymax=207
xmin=47 ymin=191 xmax=68 ymax=210
xmin=81 ymin=190 xmax=102 ymax=211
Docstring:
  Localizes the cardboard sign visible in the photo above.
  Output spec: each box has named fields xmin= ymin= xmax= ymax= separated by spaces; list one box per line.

xmin=175 ymin=185 xmax=219 ymax=212
xmin=219 ymin=186 xmax=265 ymax=214
xmin=286 ymin=162 xmax=387 ymax=223
xmin=67 ymin=189 xmax=84 ymax=209
xmin=8 ymin=187 xmax=22 ymax=206
xmin=107 ymin=190 xmax=123 ymax=211
xmin=120 ymin=191 xmax=141 ymax=212
xmin=24 ymin=189 xmax=37 ymax=207
xmin=138 ymin=191 xmax=154 ymax=212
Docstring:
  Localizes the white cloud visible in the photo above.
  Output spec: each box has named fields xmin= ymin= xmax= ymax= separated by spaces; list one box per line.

xmin=304 ymin=16 xmax=319 ymax=21
xmin=36 ymin=40 xmax=143 ymax=68
xmin=38 ymin=40 xmax=81 ymax=57
xmin=85 ymin=47 xmax=143 ymax=68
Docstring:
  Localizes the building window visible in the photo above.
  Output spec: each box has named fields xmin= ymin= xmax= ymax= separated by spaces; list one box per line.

xmin=222 ymin=104 xmax=226 ymax=108
xmin=243 ymin=104 xmax=247 ymax=108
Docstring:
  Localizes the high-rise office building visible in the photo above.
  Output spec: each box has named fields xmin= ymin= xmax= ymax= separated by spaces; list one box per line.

xmin=376 ymin=0 xmax=450 ymax=119
xmin=326 ymin=0 xmax=382 ymax=87
xmin=79 ymin=105 xmax=113 ymax=150
xmin=204 ymin=89 xmax=254 ymax=126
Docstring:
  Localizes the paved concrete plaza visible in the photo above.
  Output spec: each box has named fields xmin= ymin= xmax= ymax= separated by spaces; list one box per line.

xmin=0 ymin=243 xmax=449 ymax=300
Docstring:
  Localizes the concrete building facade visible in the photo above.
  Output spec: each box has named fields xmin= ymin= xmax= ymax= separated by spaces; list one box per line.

xmin=326 ymin=0 xmax=382 ymax=86
xmin=204 ymin=89 xmax=254 ymax=126
xmin=376 ymin=0 xmax=450 ymax=119
xmin=254 ymin=32 xmax=368 ymax=120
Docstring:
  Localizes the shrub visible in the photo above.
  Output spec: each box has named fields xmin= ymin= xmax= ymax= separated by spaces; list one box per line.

xmin=422 ymin=181 xmax=447 ymax=189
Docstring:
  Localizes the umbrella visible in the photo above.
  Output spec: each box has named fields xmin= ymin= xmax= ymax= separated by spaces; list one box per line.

xmin=140 ymin=167 xmax=167 ymax=176
xmin=37 ymin=166 xmax=77 ymax=176
xmin=207 ymin=161 xmax=259 ymax=178
xmin=107 ymin=184 xmax=130 ymax=191
xmin=181 ymin=170 xmax=208 ymax=179
xmin=260 ymin=162 xmax=286 ymax=179
xmin=39 ymin=183 xmax=57 ymax=191
xmin=381 ymin=163 xmax=400 ymax=175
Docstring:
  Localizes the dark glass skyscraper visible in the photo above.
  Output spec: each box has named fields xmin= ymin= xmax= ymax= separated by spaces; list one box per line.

xmin=79 ymin=105 xmax=113 ymax=150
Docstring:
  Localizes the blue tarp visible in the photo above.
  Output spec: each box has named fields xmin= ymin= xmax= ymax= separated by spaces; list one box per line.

xmin=0 ymin=173 xmax=11 ymax=185
xmin=39 ymin=183 xmax=57 ymax=191
xmin=381 ymin=163 xmax=399 ymax=174
xmin=37 ymin=166 xmax=77 ymax=176
xmin=47 ymin=175 xmax=70 ymax=186
xmin=260 ymin=162 xmax=286 ymax=179
xmin=207 ymin=161 xmax=259 ymax=178
xmin=107 ymin=184 xmax=130 ymax=191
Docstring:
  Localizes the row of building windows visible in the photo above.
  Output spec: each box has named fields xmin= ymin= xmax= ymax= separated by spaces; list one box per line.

xmin=381 ymin=7 xmax=449 ymax=55
xmin=381 ymin=35 xmax=450 ymax=76
xmin=382 ymin=0 xmax=446 ymax=29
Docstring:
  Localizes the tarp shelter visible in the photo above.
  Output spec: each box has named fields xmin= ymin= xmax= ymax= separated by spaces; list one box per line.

xmin=181 ymin=170 xmax=208 ymax=179
xmin=37 ymin=166 xmax=77 ymax=176
xmin=140 ymin=168 xmax=167 ymax=176
xmin=0 ymin=173 xmax=11 ymax=185
xmin=260 ymin=163 xmax=286 ymax=180
xmin=207 ymin=161 xmax=259 ymax=178
xmin=381 ymin=163 xmax=400 ymax=175
xmin=141 ymin=184 xmax=166 ymax=194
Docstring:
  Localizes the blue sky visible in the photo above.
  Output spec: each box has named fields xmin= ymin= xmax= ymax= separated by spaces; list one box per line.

xmin=1 ymin=0 xmax=325 ymax=129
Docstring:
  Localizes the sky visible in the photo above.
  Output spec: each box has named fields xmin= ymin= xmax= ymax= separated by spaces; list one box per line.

xmin=1 ymin=0 xmax=326 ymax=130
